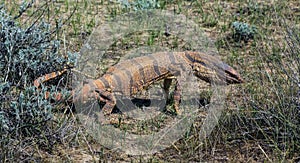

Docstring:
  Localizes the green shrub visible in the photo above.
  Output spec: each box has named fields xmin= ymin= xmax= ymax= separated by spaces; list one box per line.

xmin=0 ymin=2 xmax=75 ymax=161
xmin=118 ymin=0 xmax=160 ymax=11
xmin=231 ymin=21 xmax=257 ymax=42
xmin=0 ymin=8 xmax=67 ymax=86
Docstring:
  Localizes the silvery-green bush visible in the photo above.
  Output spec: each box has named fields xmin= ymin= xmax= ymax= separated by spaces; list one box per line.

xmin=232 ymin=21 xmax=257 ymax=41
xmin=0 ymin=2 xmax=75 ymax=161
xmin=118 ymin=0 xmax=160 ymax=11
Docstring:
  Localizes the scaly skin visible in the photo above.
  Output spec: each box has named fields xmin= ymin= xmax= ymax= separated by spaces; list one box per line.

xmin=34 ymin=51 xmax=244 ymax=116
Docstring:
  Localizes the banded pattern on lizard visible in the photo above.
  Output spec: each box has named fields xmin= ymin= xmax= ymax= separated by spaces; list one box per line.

xmin=34 ymin=51 xmax=244 ymax=116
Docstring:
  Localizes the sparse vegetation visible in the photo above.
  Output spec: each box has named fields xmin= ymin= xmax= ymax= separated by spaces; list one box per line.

xmin=0 ymin=0 xmax=299 ymax=162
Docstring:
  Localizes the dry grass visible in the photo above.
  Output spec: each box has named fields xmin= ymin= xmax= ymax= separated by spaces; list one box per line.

xmin=1 ymin=0 xmax=300 ymax=162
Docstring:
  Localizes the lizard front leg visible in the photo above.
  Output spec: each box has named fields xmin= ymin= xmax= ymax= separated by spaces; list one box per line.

xmin=173 ymin=79 xmax=182 ymax=115
xmin=165 ymin=63 xmax=188 ymax=115
xmin=163 ymin=77 xmax=182 ymax=115
xmin=163 ymin=78 xmax=173 ymax=100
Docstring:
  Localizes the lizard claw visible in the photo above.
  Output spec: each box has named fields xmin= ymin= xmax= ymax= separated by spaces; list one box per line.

xmin=95 ymin=112 xmax=121 ymax=125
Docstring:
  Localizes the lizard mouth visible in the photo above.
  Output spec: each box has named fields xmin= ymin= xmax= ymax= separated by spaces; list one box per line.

xmin=222 ymin=63 xmax=244 ymax=84
xmin=184 ymin=51 xmax=244 ymax=85
xmin=225 ymin=70 xmax=244 ymax=84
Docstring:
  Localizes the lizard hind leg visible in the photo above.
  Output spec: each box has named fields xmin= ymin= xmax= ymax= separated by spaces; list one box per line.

xmin=92 ymin=89 xmax=119 ymax=125
xmin=94 ymin=89 xmax=116 ymax=116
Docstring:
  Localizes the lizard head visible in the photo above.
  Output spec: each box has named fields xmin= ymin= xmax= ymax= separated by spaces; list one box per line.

xmin=184 ymin=52 xmax=244 ymax=84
